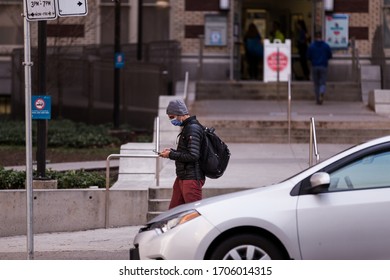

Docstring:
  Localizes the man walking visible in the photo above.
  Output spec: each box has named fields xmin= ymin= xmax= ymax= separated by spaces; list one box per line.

xmin=159 ymin=99 xmax=205 ymax=209
xmin=307 ymin=31 xmax=333 ymax=105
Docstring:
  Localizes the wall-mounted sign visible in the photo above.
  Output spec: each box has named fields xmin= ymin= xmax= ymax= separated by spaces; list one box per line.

xmin=115 ymin=52 xmax=125 ymax=69
xmin=325 ymin=14 xmax=349 ymax=49
xmin=204 ymin=15 xmax=227 ymax=46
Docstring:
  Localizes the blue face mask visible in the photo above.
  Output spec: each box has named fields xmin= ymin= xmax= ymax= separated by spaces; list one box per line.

xmin=171 ymin=118 xmax=182 ymax=126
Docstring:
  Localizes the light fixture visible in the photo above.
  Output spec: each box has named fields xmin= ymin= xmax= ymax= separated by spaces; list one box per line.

xmin=219 ymin=0 xmax=230 ymax=11
xmin=156 ymin=0 xmax=169 ymax=8
xmin=324 ymin=0 xmax=334 ymax=11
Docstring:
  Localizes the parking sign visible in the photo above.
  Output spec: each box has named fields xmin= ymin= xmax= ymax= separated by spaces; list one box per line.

xmin=25 ymin=0 xmax=57 ymax=21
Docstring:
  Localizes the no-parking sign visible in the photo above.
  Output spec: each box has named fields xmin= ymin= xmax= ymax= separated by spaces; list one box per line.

xmin=32 ymin=95 xmax=51 ymax=119
xmin=263 ymin=39 xmax=291 ymax=82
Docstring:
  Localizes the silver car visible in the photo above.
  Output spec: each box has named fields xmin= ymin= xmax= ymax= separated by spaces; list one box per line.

xmin=130 ymin=136 xmax=390 ymax=260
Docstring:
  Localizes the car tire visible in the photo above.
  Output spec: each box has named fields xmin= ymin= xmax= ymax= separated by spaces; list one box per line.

xmin=209 ymin=233 xmax=284 ymax=260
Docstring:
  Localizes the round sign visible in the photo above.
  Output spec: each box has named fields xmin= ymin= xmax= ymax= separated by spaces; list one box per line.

xmin=267 ymin=52 xmax=288 ymax=72
xmin=35 ymin=98 xmax=46 ymax=110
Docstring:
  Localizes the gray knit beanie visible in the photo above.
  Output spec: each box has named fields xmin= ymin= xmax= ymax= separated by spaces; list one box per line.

xmin=166 ymin=99 xmax=189 ymax=115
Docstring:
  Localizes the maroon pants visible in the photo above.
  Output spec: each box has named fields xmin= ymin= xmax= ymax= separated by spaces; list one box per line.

xmin=168 ymin=177 xmax=205 ymax=209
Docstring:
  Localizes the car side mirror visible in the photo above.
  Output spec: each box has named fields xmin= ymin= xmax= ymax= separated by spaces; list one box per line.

xmin=309 ymin=172 xmax=330 ymax=193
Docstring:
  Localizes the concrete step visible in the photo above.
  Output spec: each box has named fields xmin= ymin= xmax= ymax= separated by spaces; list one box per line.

xmin=148 ymin=198 xmax=170 ymax=212
xmin=195 ymin=81 xmax=361 ymax=102
xmin=201 ymin=119 xmax=390 ymax=144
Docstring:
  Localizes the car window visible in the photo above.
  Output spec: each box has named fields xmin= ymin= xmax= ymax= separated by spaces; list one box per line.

xmin=329 ymin=151 xmax=390 ymax=191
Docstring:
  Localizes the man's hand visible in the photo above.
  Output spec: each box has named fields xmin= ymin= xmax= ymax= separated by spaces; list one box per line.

xmin=159 ymin=148 xmax=171 ymax=158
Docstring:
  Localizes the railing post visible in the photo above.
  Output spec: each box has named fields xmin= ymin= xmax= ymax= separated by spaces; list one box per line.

xmin=197 ymin=35 xmax=204 ymax=82
xmin=309 ymin=119 xmax=313 ymax=166
xmin=155 ymin=116 xmax=160 ymax=186
xmin=309 ymin=117 xmax=320 ymax=166
xmin=287 ymin=74 xmax=291 ymax=144
xmin=183 ymin=71 xmax=189 ymax=104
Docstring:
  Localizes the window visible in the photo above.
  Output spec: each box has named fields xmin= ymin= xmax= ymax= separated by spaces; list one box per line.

xmin=0 ymin=3 xmax=23 ymax=45
xmin=329 ymin=151 xmax=390 ymax=190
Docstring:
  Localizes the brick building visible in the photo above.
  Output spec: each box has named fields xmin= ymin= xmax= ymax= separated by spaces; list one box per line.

xmin=1 ymin=0 xmax=390 ymax=107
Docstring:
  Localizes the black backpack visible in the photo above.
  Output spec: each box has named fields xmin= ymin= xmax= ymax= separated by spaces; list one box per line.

xmin=197 ymin=123 xmax=231 ymax=179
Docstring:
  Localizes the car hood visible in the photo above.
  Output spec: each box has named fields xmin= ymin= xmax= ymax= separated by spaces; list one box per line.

xmin=147 ymin=180 xmax=294 ymax=224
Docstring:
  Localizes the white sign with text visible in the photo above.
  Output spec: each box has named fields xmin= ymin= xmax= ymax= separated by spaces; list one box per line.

xmin=25 ymin=0 xmax=57 ymax=21
xmin=57 ymin=0 xmax=88 ymax=17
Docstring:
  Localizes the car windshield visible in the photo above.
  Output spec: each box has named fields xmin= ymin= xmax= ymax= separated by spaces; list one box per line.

xmin=329 ymin=151 xmax=390 ymax=190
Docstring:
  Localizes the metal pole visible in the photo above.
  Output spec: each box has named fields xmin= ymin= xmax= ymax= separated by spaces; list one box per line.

xmin=23 ymin=2 xmax=34 ymax=260
xmin=36 ymin=21 xmax=47 ymax=178
xmin=105 ymin=157 xmax=110 ymax=228
xmin=183 ymin=71 xmax=189 ymax=103
xmin=229 ymin=0 xmax=235 ymax=81
xmin=197 ymin=35 xmax=204 ymax=82
xmin=287 ymin=74 xmax=291 ymax=144
xmin=155 ymin=116 xmax=160 ymax=186
xmin=137 ymin=0 xmax=143 ymax=61
xmin=113 ymin=0 xmax=121 ymax=129
xmin=276 ymin=46 xmax=280 ymax=100
xmin=309 ymin=117 xmax=314 ymax=166
xmin=312 ymin=117 xmax=320 ymax=163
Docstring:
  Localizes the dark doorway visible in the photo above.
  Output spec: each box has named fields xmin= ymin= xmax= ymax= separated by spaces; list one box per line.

xmin=238 ymin=0 xmax=314 ymax=81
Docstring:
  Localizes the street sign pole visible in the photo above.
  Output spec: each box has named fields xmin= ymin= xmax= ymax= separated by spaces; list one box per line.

xmin=22 ymin=0 xmax=88 ymax=261
xmin=23 ymin=0 xmax=34 ymax=260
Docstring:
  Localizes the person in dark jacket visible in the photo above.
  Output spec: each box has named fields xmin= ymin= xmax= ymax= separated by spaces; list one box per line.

xmin=159 ymin=99 xmax=205 ymax=209
xmin=307 ymin=31 xmax=333 ymax=105
xmin=244 ymin=23 xmax=263 ymax=80
xmin=295 ymin=19 xmax=310 ymax=80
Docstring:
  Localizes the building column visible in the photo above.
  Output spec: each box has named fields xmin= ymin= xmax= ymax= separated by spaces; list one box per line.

xmin=130 ymin=0 xmax=139 ymax=43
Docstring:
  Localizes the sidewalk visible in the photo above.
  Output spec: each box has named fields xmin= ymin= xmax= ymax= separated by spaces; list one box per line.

xmin=0 ymin=226 xmax=140 ymax=260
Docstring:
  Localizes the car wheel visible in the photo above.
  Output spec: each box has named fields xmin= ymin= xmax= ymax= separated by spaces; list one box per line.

xmin=210 ymin=234 xmax=284 ymax=260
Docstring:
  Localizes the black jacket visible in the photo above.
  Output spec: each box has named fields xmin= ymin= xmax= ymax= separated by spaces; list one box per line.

xmin=168 ymin=116 xmax=205 ymax=180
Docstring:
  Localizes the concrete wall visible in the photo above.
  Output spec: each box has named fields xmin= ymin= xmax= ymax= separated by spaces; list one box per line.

xmin=368 ymin=89 xmax=390 ymax=115
xmin=0 ymin=188 xmax=148 ymax=237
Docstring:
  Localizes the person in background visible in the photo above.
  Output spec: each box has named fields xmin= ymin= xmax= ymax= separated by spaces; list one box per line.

xmin=159 ymin=99 xmax=205 ymax=209
xmin=269 ymin=21 xmax=285 ymax=43
xmin=295 ymin=19 xmax=310 ymax=80
xmin=307 ymin=31 xmax=333 ymax=105
xmin=244 ymin=23 xmax=264 ymax=80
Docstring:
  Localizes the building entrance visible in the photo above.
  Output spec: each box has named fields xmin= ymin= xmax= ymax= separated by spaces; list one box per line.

xmin=237 ymin=0 xmax=316 ymax=81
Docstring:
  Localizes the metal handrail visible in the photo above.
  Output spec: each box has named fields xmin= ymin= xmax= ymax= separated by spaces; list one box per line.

xmin=287 ymin=74 xmax=291 ymax=143
xmin=104 ymin=116 xmax=161 ymax=228
xmin=183 ymin=71 xmax=189 ymax=104
xmin=105 ymin=153 xmax=159 ymax=228
xmin=309 ymin=117 xmax=320 ymax=166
